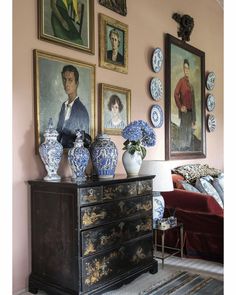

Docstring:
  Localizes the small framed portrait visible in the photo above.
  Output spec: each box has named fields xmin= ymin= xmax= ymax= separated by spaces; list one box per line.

xmin=33 ymin=49 xmax=96 ymax=152
xmin=100 ymin=83 xmax=131 ymax=135
xmin=38 ymin=0 xmax=94 ymax=54
xmin=165 ymin=33 xmax=206 ymax=160
xmin=99 ymin=13 xmax=128 ymax=74
xmin=98 ymin=0 xmax=127 ymax=16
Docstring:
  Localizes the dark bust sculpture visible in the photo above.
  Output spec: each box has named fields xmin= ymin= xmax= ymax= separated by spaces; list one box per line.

xmin=172 ymin=13 xmax=194 ymax=42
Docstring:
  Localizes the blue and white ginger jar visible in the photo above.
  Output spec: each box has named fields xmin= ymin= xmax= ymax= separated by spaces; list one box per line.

xmin=39 ymin=118 xmax=63 ymax=181
xmin=68 ymin=130 xmax=90 ymax=180
xmin=91 ymin=134 xmax=118 ymax=178
xmin=153 ymin=193 xmax=165 ymax=227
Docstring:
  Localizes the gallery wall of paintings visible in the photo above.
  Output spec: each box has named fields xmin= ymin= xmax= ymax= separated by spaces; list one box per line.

xmin=14 ymin=0 xmax=224 ymax=175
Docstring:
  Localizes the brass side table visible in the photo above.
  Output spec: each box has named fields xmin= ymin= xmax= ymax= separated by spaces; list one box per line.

xmin=153 ymin=222 xmax=184 ymax=269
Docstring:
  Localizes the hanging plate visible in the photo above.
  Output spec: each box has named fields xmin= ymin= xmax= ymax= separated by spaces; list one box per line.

xmin=150 ymin=77 xmax=163 ymax=100
xmin=206 ymin=72 xmax=216 ymax=90
xmin=207 ymin=114 xmax=216 ymax=132
xmin=206 ymin=94 xmax=216 ymax=112
xmin=150 ymin=105 xmax=164 ymax=128
xmin=151 ymin=48 xmax=163 ymax=73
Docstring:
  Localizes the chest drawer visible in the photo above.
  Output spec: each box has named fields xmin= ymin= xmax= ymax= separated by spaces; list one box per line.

xmin=81 ymin=215 xmax=152 ymax=256
xmin=103 ymin=182 xmax=137 ymax=200
xmin=80 ymin=195 xmax=152 ymax=229
xmin=137 ymin=179 xmax=153 ymax=195
xmin=81 ymin=236 xmax=153 ymax=292
xmin=79 ymin=186 xmax=104 ymax=205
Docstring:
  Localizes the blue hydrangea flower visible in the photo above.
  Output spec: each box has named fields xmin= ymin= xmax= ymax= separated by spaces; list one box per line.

xmin=122 ymin=120 xmax=156 ymax=159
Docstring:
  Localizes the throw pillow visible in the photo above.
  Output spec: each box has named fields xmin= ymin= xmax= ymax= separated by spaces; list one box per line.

xmin=172 ymin=174 xmax=185 ymax=189
xmin=172 ymin=164 xmax=222 ymax=183
xmin=179 ymin=181 xmax=201 ymax=193
xmin=195 ymin=178 xmax=223 ymax=208
xmin=218 ymin=173 xmax=224 ymax=191
xmin=212 ymin=178 xmax=224 ymax=203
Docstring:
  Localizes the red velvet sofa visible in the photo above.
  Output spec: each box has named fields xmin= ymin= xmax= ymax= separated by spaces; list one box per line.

xmin=161 ymin=175 xmax=223 ymax=263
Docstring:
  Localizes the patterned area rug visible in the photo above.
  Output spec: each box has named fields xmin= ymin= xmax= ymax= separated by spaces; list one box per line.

xmin=139 ymin=271 xmax=223 ymax=295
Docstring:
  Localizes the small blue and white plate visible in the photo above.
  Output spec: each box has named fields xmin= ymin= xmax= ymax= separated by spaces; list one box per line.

xmin=150 ymin=105 xmax=163 ymax=128
xmin=206 ymin=72 xmax=216 ymax=90
xmin=152 ymin=48 xmax=163 ymax=72
xmin=206 ymin=94 xmax=216 ymax=112
xmin=207 ymin=114 xmax=216 ymax=132
xmin=150 ymin=77 xmax=163 ymax=100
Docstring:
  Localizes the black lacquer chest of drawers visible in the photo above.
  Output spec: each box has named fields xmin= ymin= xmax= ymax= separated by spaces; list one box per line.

xmin=28 ymin=174 xmax=157 ymax=295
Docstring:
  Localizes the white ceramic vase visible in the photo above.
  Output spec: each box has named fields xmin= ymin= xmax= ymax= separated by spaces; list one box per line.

xmin=122 ymin=150 xmax=143 ymax=176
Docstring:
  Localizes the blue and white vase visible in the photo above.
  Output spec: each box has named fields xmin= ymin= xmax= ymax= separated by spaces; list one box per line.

xmin=68 ymin=130 xmax=90 ymax=180
xmin=39 ymin=118 xmax=63 ymax=181
xmin=91 ymin=134 xmax=118 ymax=178
xmin=153 ymin=192 xmax=165 ymax=227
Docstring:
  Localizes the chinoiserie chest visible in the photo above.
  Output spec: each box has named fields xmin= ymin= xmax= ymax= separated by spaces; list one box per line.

xmin=28 ymin=174 xmax=157 ymax=295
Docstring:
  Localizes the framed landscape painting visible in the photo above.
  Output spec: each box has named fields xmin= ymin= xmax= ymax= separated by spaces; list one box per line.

xmin=33 ymin=49 xmax=96 ymax=152
xmin=38 ymin=0 xmax=94 ymax=54
xmin=100 ymin=83 xmax=131 ymax=135
xmin=165 ymin=33 xmax=206 ymax=159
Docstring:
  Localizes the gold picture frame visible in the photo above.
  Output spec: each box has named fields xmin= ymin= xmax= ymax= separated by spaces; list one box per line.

xmin=99 ymin=13 xmax=128 ymax=74
xmin=98 ymin=0 xmax=127 ymax=16
xmin=100 ymin=83 xmax=131 ymax=135
xmin=38 ymin=0 xmax=94 ymax=54
xmin=33 ymin=49 xmax=96 ymax=153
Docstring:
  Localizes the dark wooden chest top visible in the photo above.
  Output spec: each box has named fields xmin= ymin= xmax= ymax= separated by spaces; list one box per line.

xmin=28 ymin=174 xmax=157 ymax=295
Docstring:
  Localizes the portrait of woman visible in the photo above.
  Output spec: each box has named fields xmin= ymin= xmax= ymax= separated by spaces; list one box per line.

xmin=105 ymin=94 xmax=126 ymax=129
xmin=99 ymin=14 xmax=128 ymax=74
xmin=100 ymin=83 xmax=131 ymax=135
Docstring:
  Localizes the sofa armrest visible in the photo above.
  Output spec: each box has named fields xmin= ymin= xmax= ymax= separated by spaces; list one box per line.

xmin=162 ymin=189 xmax=223 ymax=216
xmin=171 ymin=208 xmax=223 ymax=235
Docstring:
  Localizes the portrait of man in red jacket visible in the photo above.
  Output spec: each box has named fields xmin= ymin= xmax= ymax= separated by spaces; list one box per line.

xmin=174 ymin=58 xmax=196 ymax=151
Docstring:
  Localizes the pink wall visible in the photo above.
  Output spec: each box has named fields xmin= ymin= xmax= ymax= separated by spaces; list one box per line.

xmin=13 ymin=0 xmax=223 ymax=293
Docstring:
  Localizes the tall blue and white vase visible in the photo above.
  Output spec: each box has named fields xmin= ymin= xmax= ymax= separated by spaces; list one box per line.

xmin=68 ymin=130 xmax=90 ymax=180
xmin=91 ymin=134 xmax=118 ymax=178
xmin=39 ymin=118 xmax=63 ymax=181
xmin=153 ymin=192 xmax=165 ymax=227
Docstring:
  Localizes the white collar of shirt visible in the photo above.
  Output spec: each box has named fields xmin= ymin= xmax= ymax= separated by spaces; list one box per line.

xmin=64 ymin=98 xmax=76 ymax=121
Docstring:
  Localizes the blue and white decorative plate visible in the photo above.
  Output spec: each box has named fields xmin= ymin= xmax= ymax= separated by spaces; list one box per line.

xmin=207 ymin=114 xmax=216 ymax=132
xmin=206 ymin=94 xmax=216 ymax=112
xmin=206 ymin=72 xmax=216 ymax=90
xmin=150 ymin=105 xmax=163 ymax=128
xmin=152 ymin=48 xmax=163 ymax=73
xmin=150 ymin=77 xmax=163 ymax=100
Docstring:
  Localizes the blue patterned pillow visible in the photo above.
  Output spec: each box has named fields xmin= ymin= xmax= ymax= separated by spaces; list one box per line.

xmin=212 ymin=178 xmax=224 ymax=203
xmin=179 ymin=181 xmax=200 ymax=193
xmin=195 ymin=178 xmax=223 ymax=208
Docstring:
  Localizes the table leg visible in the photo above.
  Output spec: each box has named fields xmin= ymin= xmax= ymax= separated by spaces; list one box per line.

xmin=161 ymin=231 xmax=165 ymax=269
xmin=180 ymin=224 xmax=183 ymax=258
xmin=154 ymin=229 xmax=157 ymax=252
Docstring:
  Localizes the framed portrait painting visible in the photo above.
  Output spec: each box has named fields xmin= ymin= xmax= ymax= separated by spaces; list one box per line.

xmin=33 ymin=49 xmax=96 ymax=152
xmin=99 ymin=13 xmax=128 ymax=74
xmin=38 ymin=0 xmax=94 ymax=54
xmin=165 ymin=33 xmax=206 ymax=159
xmin=98 ymin=0 xmax=127 ymax=16
xmin=100 ymin=83 xmax=131 ymax=135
